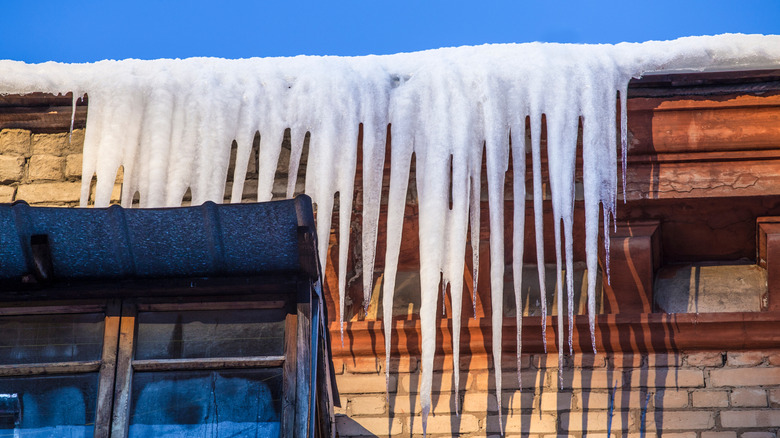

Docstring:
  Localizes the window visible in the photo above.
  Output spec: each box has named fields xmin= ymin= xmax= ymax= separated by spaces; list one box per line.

xmin=0 ymin=291 xmax=324 ymax=438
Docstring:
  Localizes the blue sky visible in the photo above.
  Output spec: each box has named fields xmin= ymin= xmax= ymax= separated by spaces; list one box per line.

xmin=3 ymin=0 xmax=779 ymax=63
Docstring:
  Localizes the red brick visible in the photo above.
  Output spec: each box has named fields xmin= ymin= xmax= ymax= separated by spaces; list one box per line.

xmin=721 ymin=410 xmax=780 ymax=428
xmin=692 ymin=390 xmax=729 ymax=407
xmin=727 ymin=352 xmax=765 ymax=366
xmin=767 ymin=351 xmax=780 ymax=366
xmin=686 ymin=351 xmax=724 ymax=367
xmin=730 ymin=387 xmax=767 ymax=407
xmin=710 ymin=367 xmax=780 ymax=387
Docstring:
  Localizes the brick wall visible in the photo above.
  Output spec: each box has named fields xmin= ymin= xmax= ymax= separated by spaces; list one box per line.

xmin=3 ymin=126 xmax=778 ymax=437
xmin=334 ymin=351 xmax=780 ymax=437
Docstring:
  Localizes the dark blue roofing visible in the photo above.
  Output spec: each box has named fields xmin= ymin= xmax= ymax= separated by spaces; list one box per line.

xmin=0 ymin=195 xmax=316 ymax=282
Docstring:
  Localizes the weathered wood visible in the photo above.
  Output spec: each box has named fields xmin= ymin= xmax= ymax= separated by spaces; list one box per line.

xmin=0 ymin=360 xmax=100 ymax=376
xmin=757 ymin=217 xmax=780 ymax=312
xmin=94 ymin=300 xmax=121 ymax=438
xmin=136 ymin=300 xmax=285 ymax=312
xmin=601 ymin=221 xmax=661 ymax=314
xmin=0 ymin=303 xmax=105 ymax=315
xmin=294 ymin=282 xmax=312 ymax=438
xmin=131 ymin=356 xmax=285 ymax=371
xmin=110 ymin=302 xmax=137 ymax=438
xmin=281 ymin=313 xmax=298 ymax=438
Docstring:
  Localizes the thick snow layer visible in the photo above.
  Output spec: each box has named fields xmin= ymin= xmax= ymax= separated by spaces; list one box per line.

xmin=2 ymin=34 xmax=779 ymax=435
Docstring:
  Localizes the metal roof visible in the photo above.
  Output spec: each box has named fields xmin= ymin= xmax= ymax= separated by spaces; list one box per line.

xmin=0 ymin=195 xmax=317 ymax=285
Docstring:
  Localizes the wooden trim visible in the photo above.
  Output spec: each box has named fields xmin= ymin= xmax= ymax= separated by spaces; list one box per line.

xmin=330 ymin=312 xmax=780 ymax=357
xmin=136 ymin=300 xmax=286 ymax=312
xmin=0 ymin=360 xmax=100 ymax=376
xmin=94 ymin=300 xmax=121 ymax=438
xmin=295 ymin=282 xmax=312 ymax=438
xmin=131 ymin=356 xmax=285 ymax=371
xmin=110 ymin=302 xmax=137 ymax=438
xmin=0 ymin=304 xmax=106 ymax=316
xmin=281 ymin=313 xmax=298 ymax=438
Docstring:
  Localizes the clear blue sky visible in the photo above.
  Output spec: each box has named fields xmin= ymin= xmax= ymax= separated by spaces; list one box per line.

xmin=3 ymin=0 xmax=779 ymax=63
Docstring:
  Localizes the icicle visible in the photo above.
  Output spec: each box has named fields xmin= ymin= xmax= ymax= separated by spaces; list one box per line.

xmin=510 ymin=120 xmax=527 ymax=386
xmin=529 ymin=111 xmax=548 ymax=352
xmin=69 ymin=91 xmax=79 ymax=143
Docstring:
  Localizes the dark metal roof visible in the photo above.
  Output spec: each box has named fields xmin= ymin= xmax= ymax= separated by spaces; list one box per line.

xmin=0 ymin=195 xmax=317 ymax=285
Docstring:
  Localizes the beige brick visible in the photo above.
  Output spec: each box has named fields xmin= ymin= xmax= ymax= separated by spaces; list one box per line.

xmin=409 ymin=413 xmax=480 ymax=434
xmin=686 ymin=351 xmax=724 ymax=367
xmin=331 ymin=357 xmax=345 ymax=375
xmin=710 ymin=367 xmax=780 ymax=387
xmin=69 ymin=129 xmax=85 ymax=152
xmin=559 ymin=410 xmax=632 ymax=432
xmin=473 ymin=370 xmax=548 ymax=391
xmin=0 ymin=155 xmax=25 ymax=183
xmin=770 ymin=388 xmax=780 ymax=407
xmin=642 ymin=410 xmax=715 ymax=430
xmin=463 ymin=392 xmax=498 ymax=412
xmin=487 ymin=413 xmax=557 ymax=434
xmin=767 ymin=350 xmax=780 ymax=366
xmin=344 ymin=356 xmax=380 ymax=373
xmin=65 ymin=154 xmax=82 ymax=178
xmin=390 ymin=393 xmax=463 ymax=416
xmin=731 ymin=387 xmax=767 ymax=407
xmin=727 ymin=351 xmax=765 ymax=366
xmin=582 ymin=389 xmax=650 ymax=410
xmin=399 ymin=371 xmax=470 ymax=394
xmin=28 ymin=155 xmax=65 ymax=181
xmin=606 ymin=353 xmax=644 ymax=368
xmin=31 ymin=132 xmax=81 ymax=156
xmin=16 ymin=182 xmax=81 ymax=204
xmin=349 ymin=395 xmax=386 ymax=415
xmin=0 ymin=185 xmax=15 ymax=202
xmin=741 ymin=432 xmax=777 ymax=438
xmin=572 ymin=353 xmax=606 ymax=368
xmin=721 ymin=410 xmax=780 ymax=428
xmin=639 ymin=434 xmax=695 ymax=438
xmin=336 ymin=374 xmax=396 ymax=394
xmin=701 ymin=433 xmax=737 ymax=438
xmin=646 ymin=353 xmax=682 ymax=368
xmin=560 ymin=369 xmax=619 ymax=389
xmin=692 ymin=390 xmax=729 ymax=407
xmin=654 ymin=389 xmax=689 ymax=408
xmin=0 ymin=129 xmax=31 ymax=157
xmin=386 ymin=356 xmax=418 ymax=373
xmin=624 ymin=368 xmax=704 ymax=388
xmin=335 ymin=414 xmax=404 ymax=436
xmin=539 ymin=391 xmax=574 ymax=411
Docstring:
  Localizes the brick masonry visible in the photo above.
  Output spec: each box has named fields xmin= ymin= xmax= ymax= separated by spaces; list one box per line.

xmin=4 ymin=127 xmax=780 ymax=437
xmin=334 ymin=351 xmax=780 ymax=437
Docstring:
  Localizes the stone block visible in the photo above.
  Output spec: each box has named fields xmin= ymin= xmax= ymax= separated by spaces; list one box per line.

xmin=32 ymin=131 xmax=82 ymax=156
xmin=28 ymin=155 xmax=65 ymax=181
xmin=0 ymin=156 xmax=25 ymax=183
xmin=65 ymin=154 xmax=83 ymax=178
xmin=16 ymin=182 xmax=81 ymax=204
xmin=0 ymin=185 xmax=15 ymax=202
xmin=0 ymin=129 xmax=31 ymax=157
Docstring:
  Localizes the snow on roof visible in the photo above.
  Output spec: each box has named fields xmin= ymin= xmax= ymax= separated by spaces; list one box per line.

xmin=1 ymin=33 xmax=779 ymax=434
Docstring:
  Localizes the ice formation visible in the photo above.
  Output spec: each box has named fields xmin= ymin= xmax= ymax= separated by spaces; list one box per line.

xmin=2 ymin=34 xmax=779 ymax=435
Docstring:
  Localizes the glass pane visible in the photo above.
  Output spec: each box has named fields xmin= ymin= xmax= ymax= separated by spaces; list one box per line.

xmin=135 ymin=309 xmax=285 ymax=360
xmin=0 ymin=313 xmax=104 ymax=365
xmin=0 ymin=373 xmax=98 ymax=437
xmin=129 ymin=368 xmax=283 ymax=438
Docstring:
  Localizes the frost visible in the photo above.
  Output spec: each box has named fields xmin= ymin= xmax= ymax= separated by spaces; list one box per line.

xmin=1 ymin=34 xmax=778 ymax=435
